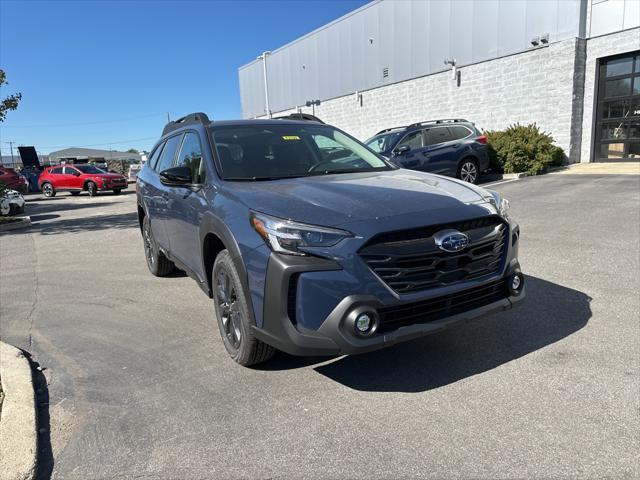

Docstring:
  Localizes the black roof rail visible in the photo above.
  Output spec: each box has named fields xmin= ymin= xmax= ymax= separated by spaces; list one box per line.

xmin=162 ymin=112 xmax=211 ymax=136
xmin=275 ymin=113 xmax=325 ymax=123
xmin=375 ymin=125 xmax=407 ymax=135
xmin=408 ymin=118 xmax=469 ymax=128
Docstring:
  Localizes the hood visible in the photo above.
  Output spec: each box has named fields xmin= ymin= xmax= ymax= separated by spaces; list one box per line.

xmin=226 ymin=169 xmax=494 ymax=228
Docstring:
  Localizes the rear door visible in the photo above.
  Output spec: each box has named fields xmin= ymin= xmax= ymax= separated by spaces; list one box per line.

xmin=47 ymin=167 xmax=64 ymax=188
xmin=163 ymin=131 xmax=207 ymax=274
xmin=423 ymin=126 xmax=459 ymax=175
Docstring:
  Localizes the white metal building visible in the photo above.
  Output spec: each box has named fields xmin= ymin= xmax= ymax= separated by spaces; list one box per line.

xmin=239 ymin=0 xmax=640 ymax=163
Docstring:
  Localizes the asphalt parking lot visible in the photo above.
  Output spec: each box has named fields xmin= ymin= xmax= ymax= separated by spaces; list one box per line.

xmin=1 ymin=171 xmax=639 ymax=479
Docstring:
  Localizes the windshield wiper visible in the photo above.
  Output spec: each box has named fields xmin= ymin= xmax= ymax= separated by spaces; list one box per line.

xmin=223 ymin=174 xmax=307 ymax=181
xmin=307 ymin=168 xmax=386 ymax=176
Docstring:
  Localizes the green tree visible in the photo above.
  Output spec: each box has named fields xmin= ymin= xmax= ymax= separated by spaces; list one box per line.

xmin=126 ymin=148 xmax=139 ymax=154
xmin=0 ymin=69 xmax=22 ymax=123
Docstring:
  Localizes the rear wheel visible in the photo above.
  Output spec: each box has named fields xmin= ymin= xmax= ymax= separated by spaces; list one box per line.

xmin=41 ymin=182 xmax=56 ymax=198
xmin=213 ymin=250 xmax=275 ymax=366
xmin=142 ymin=215 xmax=174 ymax=276
xmin=458 ymin=158 xmax=479 ymax=184
xmin=86 ymin=182 xmax=97 ymax=197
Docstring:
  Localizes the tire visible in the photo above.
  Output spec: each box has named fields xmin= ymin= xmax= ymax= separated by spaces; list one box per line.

xmin=70 ymin=191 xmax=81 ymax=196
xmin=213 ymin=250 xmax=276 ymax=366
xmin=41 ymin=182 xmax=56 ymax=198
xmin=113 ymin=189 xmax=122 ymax=195
xmin=0 ymin=199 xmax=10 ymax=216
xmin=9 ymin=204 xmax=24 ymax=215
xmin=86 ymin=182 xmax=97 ymax=197
xmin=458 ymin=158 xmax=479 ymax=184
xmin=142 ymin=215 xmax=174 ymax=276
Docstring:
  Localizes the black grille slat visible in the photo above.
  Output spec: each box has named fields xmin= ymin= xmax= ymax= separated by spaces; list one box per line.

xmin=360 ymin=216 xmax=508 ymax=294
xmin=378 ymin=279 xmax=509 ymax=333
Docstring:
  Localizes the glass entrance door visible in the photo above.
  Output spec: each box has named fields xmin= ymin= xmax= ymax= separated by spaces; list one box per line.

xmin=595 ymin=51 xmax=640 ymax=161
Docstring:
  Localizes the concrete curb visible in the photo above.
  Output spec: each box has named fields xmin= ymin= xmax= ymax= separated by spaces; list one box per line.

xmin=0 ymin=342 xmax=37 ymax=480
xmin=0 ymin=217 xmax=32 ymax=232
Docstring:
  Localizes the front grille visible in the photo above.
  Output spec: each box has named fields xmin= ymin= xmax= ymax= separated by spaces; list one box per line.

xmin=359 ymin=216 xmax=508 ymax=294
xmin=377 ymin=279 xmax=509 ymax=333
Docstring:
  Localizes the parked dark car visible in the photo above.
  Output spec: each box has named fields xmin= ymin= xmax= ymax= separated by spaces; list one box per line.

xmin=137 ymin=113 xmax=524 ymax=366
xmin=365 ymin=119 xmax=489 ymax=183
xmin=38 ymin=164 xmax=127 ymax=197
xmin=0 ymin=166 xmax=29 ymax=193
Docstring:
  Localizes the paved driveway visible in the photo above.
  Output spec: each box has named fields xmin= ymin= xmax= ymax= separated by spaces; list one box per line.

xmin=1 ymin=172 xmax=638 ymax=479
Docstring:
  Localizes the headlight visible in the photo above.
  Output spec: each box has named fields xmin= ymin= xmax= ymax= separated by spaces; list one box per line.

xmin=487 ymin=190 xmax=510 ymax=219
xmin=250 ymin=212 xmax=352 ymax=256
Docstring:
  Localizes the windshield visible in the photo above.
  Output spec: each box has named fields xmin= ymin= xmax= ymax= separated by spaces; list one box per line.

xmin=75 ymin=165 xmax=105 ymax=174
xmin=365 ymin=131 xmax=403 ymax=153
xmin=210 ymin=124 xmax=392 ymax=180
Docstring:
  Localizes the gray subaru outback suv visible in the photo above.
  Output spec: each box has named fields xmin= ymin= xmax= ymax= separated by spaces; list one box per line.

xmin=137 ymin=113 xmax=525 ymax=366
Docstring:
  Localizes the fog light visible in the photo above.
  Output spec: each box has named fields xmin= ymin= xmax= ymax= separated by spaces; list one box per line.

xmin=355 ymin=313 xmax=372 ymax=333
xmin=508 ymin=272 xmax=524 ymax=296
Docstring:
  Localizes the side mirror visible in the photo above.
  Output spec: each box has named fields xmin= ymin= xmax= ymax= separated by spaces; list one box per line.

xmin=73 ymin=171 xmax=81 ymax=176
xmin=160 ymin=166 xmax=193 ymax=186
xmin=393 ymin=145 xmax=410 ymax=156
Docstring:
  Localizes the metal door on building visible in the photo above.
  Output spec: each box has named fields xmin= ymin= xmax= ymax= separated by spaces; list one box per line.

xmin=594 ymin=51 xmax=640 ymax=161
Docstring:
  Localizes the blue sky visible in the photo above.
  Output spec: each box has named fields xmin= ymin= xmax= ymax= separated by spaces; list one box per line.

xmin=0 ymin=0 xmax=367 ymax=155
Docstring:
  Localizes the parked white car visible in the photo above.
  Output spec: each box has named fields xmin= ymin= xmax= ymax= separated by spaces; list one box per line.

xmin=128 ymin=163 xmax=143 ymax=182
xmin=0 ymin=189 xmax=26 ymax=216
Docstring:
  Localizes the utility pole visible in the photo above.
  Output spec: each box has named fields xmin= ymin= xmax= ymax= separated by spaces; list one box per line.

xmin=257 ymin=51 xmax=272 ymax=118
xmin=5 ymin=141 xmax=15 ymax=168
xmin=167 ymin=112 xmax=170 ymax=123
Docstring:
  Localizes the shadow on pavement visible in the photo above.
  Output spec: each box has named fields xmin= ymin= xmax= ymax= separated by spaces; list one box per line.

xmin=25 ymin=200 xmax=124 ymax=216
xmin=266 ymin=276 xmax=591 ymax=393
xmin=4 ymin=212 xmax=138 ymax=236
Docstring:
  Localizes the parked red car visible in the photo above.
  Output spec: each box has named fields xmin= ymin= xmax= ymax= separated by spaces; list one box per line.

xmin=0 ymin=166 xmax=29 ymax=193
xmin=38 ymin=164 xmax=128 ymax=197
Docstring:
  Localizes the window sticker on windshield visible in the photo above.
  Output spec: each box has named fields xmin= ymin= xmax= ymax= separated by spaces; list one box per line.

xmin=282 ymin=135 xmax=300 ymax=140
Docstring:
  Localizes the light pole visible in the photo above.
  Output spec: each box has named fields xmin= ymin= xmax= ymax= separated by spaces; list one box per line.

xmin=257 ymin=51 xmax=271 ymax=118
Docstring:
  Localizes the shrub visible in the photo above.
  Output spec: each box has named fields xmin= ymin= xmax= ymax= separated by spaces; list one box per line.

xmin=484 ymin=123 xmax=566 ymax=175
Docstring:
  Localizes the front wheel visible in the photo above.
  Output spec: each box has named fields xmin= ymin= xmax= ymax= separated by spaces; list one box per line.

xmin=86 ymin=182 xmax=97 ymax=197
xmin=458 ymin=159 xmax=479 ymax=184
xmin=213 ymin=250 xmax=275 ymax=366
xmin=41 ymin=182 xmax=56 ymax=198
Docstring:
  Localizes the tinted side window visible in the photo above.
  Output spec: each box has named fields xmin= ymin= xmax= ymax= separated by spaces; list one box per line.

xmin=64 ymin=167 xmax=78 ymax=175
xmin=148 ymin=143 xmax=165 ymax=170
xmin=426 ymin=127 xmax=454 ymax=145
xmin=51 ymin=167 xmax=63 ymax=174
xmin=156 ymin=135 xmax=182 ymax=172
xmin=397 ymin=130 xmax=424 ymax=150
xmin=450 ymin=125 xmax=473 ymax=140
xmin=175 ymin=132 xmax=204 ymax=182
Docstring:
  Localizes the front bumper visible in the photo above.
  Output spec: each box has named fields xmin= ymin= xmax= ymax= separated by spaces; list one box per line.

xmin=252 ymin=251 xmax=525 ymax=357
xmin=99 ymin=182 xmax=128 ymax=191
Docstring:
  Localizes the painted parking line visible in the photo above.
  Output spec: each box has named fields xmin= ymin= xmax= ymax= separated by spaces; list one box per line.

xmin=480 ymin=178 xmax=520 ymax=188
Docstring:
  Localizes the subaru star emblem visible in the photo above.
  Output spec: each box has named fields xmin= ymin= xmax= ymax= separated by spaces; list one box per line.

xmin=434 ymin=229 xmax=469 ymax=253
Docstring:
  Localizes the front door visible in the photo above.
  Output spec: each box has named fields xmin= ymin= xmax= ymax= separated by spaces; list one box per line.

xmin=163 ymin=131 xmax=207 ymax=277
xmin=147 ymin=134 xmax=183 ymax=251
xmin=594 ymin=51 xmax=640 ymax=161
xmin=62 ymin=166 xmax=83 ymax=189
